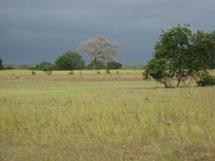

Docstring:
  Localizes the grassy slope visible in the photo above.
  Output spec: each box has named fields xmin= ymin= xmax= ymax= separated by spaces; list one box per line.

xmin=0 ymin=70 xmax=215 ymax=161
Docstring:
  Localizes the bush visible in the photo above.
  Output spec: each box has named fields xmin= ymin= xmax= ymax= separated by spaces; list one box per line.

xmin=87 ymin=60 xmax=106 ymax=69
xmin=68 ymin=70 xmax=74 ymax=75
xmin=0 ymin=58 xmax=4 ymax=70
xmin=196 ymin=74 xmax=215 ymax=86
xmin=79 ymin=71 xmax=83 ymax=76
xmin=5 ymin=66 xmax=15 ymax=70
xmin=31 ymin=70 xmax=36 ymax=75
xmin=35 ymin=62 xmax=54 ymax=75
xmin=107 ymin=61 xmax=122 ymax=69
xmin=144 ymin=58 xmax=174 ymax=88
xmin=55 ymin=52 xmax=85 ymax=70
xmin=142 ymin=71 xmax=149 ymax=80
xmin=106 ymin=69 xmax=111 ymax=74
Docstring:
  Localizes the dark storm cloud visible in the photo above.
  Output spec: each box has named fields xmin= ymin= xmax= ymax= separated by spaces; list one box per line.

xmin=0 ymin=0 xmax=215 ymax=64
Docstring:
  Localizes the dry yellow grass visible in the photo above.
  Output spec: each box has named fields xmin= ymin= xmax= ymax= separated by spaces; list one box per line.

xmin=0 ymin=70 xmax=215 ymax=161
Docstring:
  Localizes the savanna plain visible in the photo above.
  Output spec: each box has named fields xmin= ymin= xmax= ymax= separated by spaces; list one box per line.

xmin=0 ymin=70 xmax=215 ymax=161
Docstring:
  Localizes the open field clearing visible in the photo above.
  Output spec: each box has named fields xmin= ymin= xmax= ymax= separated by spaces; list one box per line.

xmin=0 ymin=70 xmax=215 ymax=161
xmin=0 ymin=70 xmax=144 ymax=81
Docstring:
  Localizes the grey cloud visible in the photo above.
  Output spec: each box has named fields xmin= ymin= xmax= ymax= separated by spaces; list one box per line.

xmin=0 ymin=0 xmax=215 ymax=64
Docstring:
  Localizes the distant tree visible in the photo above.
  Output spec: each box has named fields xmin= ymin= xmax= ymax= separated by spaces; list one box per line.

xmin=0 ymin=57 xmax=4 ymax=70
xmin=18 ymin=64 xmax=35 ymax=70
xmin=145 ymin=25 xmax=215 ymax=87
xmin=55 ymin=52 xmax=85 ymax=70
xmin=35 ymin=62 xmax=54 ymax=75
xmin=87 ymin=60 xmax=106 ymax=69
xmin=123 ymin=64 xmax=144 ymax=70
xmin=80 ymin=35 xmax=118 ymax=69
xmin=5 ymin=65 xmax=15 ymax=70
xmin=107 ymin=61 xmax=122 ymax=69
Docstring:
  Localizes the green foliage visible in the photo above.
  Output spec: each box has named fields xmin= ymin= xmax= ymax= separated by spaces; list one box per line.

xmin=35 ymin=61 xmax=54 ymax=75
xmin=31 ymin=70 xmax=36 ymax=75
xmin=5 ymin=65 xmax=15 ymax=70
xmin=87 ymin=60 xmax=106 ymax=69
xmin=207 ymin=31 xmax=215 ymax=69
xmin=68 ymin=70 xmax=74 ymax=75
xmin=145 ymin=58 xmax=173 ymax=87
xmin=17 ymin=64 xmax=35 ymax=70
xmin=155 ymin=25 xmax=193 ymax=75
xmin=145 ymin=25 xmax=215 ymax=87
xmin=55 ymin=51 xmax=85 ymax=70
xmin=79 ymin=71 xmax=82 ymax=76
xmin=106 ymin=69 xmax=111 ymax=74
xmin=192 ymin=31 xmax=215 ymax=69
xmin=0 ymin=58 xmax=4 ymax=70
xmin=107 ymin=61 xmax=122 ymax=69
xmin=122 ymin=64 xmax=144 ymax=69
xmin=196 ymin=72 xmax=215 ymax=86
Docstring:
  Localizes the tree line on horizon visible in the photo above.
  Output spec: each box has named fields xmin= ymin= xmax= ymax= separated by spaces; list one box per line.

xmin=1 ymin=24 xmax=215 ymax=87
xmin=0 ymin=36 xmax=122 ymax=71
xmin=34 ymin=52 xmax=122 ymax=71
xmin=34 ymin=36 xmax=123 ymax=72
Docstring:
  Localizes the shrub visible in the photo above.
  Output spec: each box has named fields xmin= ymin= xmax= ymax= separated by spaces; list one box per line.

xmin=5 ymin=66 xmax=15 ymax=70
xmin=142 ymin=71 xmax=149 ymax=80
xmin=0 ymin=58 xmax=4 ymax=70
xmin=196 ymin=74 xmax=215 ymax=86
xmin=55 ymin=52 xmax=85 ymax=70
xmin=31 ymin=70 xmax=36 ymax=75
xmin=107 ymin=61 xmax=122 ymax=69
xmin=106 ymin=69 xmax=111 ymax=74
xmin=87 ymin=60 xmax=106 ymax=69
xmin=68 ymin=70 xmax=74 ymax=75
xmin=35 ymin=62 xmax=54 ymax=75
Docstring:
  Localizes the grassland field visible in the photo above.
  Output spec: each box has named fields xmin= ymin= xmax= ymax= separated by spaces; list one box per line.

xmin=0 ymin=70 xmax=215 ymax=161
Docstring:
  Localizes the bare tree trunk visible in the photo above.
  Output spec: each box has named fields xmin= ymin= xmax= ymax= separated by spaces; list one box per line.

xmin=160 ymin=79 xmax=168 ymax=88
xmin=93 ymin=57 xmax=97 ymax=70
xmin=163 ymin=82 xmax=168 ymax=88
xmin=176 ymin=77 xmax=182 ymax=87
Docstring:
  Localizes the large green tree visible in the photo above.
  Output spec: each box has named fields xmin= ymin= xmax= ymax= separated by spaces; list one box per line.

xmin=145 ymin=25 xmax=215 ymax=87
xmin=55 ymin=52 xmax=85 ymax=70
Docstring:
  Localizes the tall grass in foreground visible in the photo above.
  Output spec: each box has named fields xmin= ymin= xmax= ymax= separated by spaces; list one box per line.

xmin=0 ymin=80 xmax=215 ymax=161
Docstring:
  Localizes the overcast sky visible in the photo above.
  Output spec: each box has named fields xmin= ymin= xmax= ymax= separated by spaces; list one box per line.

xmin=0 ymin=0 xmax=215 ymax=64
